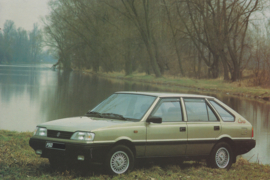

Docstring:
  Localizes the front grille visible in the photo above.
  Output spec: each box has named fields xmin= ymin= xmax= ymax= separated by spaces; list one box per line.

xmin=47 ymin=130 xmax=73 ymax=139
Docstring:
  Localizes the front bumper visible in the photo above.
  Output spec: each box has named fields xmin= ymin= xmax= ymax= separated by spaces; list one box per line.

xmin=29 ymin=137 xmax=111 ymax=164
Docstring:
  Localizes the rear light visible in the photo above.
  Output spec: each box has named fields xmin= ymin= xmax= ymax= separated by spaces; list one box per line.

xmin=252 ymin=127 xmax=254 ymax=138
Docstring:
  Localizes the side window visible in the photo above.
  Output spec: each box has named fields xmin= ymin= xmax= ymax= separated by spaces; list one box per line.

xmin=151 ymin=100 xmax=182 ymax=122
xmin=209 ymin=100 xmax=234 ymax=122
xmin=207 ymin=106 xmax=218 ymax=121
xmin=184 ymin=98 xmax=218 ymax=122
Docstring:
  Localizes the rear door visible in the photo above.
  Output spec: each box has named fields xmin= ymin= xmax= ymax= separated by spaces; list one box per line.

xmin=146 ymin=98 xmax=187 ymax=157
xmin=183 ymin=98 xmax=221 ymax=156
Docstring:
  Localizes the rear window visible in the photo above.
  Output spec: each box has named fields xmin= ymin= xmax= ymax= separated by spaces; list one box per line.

xmin=209 ymin=100 xmax=234 ymax=122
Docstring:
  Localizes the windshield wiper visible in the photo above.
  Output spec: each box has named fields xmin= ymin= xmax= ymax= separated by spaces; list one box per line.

xmin=85 ymin=111 xmax=103 ymax=118
xmin=101 ymin=113 xmax=127 ymax=120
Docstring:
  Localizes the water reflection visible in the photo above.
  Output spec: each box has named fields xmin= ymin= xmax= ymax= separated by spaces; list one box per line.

xmin=0 ymin=64 xmax=269 ymax=164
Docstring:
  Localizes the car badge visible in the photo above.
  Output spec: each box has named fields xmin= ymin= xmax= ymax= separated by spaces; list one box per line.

xmin=57 ymin=132 xmax=61 ymax=137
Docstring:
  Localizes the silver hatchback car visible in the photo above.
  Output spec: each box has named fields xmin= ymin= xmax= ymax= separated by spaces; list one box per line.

xmin=29 ymin=92 xmax=256 ymax=174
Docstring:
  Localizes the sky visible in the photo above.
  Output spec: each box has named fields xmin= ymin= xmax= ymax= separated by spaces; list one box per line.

xmin=0 ymin=0 xmax=51 ymax=31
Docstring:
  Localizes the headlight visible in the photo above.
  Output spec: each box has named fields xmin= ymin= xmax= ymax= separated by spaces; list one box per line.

xmin=71 ymin=132 xmax=95 ymax=141
xmin=34 ymin=127 xmax=47 ymax=137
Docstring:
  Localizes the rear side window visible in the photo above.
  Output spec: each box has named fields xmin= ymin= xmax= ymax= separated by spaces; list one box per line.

xmin=184 ymin=98 xmax=218 ymax=122
xmin=209 ymin=100 xmax=234 ymax=122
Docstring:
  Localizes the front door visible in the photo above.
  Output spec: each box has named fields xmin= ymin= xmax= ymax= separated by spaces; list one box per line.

xmin=146 ymin=98 xmax=187 ymax=157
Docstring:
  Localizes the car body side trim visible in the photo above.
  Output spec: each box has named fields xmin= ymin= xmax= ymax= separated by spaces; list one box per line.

xmin=93 ymin=137 xmax=253 ymax=145
xmin=231 ymin=137 xmax=253 ymax=140
xmin=188 ymin=138 xmax=216 ymax=141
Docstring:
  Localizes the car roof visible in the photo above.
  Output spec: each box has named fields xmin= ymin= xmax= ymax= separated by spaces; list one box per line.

xmin=115 ymin=91 xmax=214 ymax=99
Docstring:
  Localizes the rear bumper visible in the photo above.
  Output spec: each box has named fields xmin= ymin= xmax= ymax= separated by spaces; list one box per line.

xmin=234 ymin=139 xmax=256 ymax=155
xmin=29 ymin=137 xmax=111 ymax=164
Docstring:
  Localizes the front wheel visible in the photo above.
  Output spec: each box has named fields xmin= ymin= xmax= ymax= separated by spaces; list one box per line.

xmin=208 ymin=142 xmax=233 ymax=169
xmin=105 ymin=145 xmax=134 ymax=174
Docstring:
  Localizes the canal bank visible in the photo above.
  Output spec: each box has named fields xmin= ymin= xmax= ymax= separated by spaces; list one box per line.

xmin=81 ymin=70 xmax=270 ymax=102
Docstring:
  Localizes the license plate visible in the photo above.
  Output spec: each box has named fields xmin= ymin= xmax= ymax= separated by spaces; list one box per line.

xmin=45 ymin=142 xmax=65 ymax=150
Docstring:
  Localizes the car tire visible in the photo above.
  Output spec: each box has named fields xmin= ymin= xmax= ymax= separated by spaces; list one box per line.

xmin=208 ymin=142 xmax=233 ymax=169
xmin=105 ymin=145 xmax=134 ymax=175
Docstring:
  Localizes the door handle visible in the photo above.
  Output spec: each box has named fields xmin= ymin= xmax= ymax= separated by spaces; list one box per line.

xmin=180 ymin=127 xmax=186 ymax=132
xmin=214 ymin=126 xmax=220 ymax=131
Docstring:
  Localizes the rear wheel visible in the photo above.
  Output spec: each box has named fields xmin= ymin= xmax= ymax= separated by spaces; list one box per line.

xmin=208 ymin=142 xmax=233 ymax=169
xmin=105 ymin=145 xmax=134 ymax=174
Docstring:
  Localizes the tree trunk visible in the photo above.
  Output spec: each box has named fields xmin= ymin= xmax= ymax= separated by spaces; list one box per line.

xmin=231 ymin=63 xmax=240 ymax=81
xmin=92 ymin=57 xmax=99 ymax=72
xmin=125 ymin=42 xmax=132 ymax=76
xmin=145 ymin=40 xmax=162 ymax=77
xmin=162 ymin=0 xmax=185 ymax=76
xmin=152 ymin=36 xmax=164 ymax=75
xmin=221 ymin=60 xmax=229 ymax=81
xmin=212 ymin=54 xmax=219 ymax=78
xmin=198 ymin=50 xmax=202 ymax=79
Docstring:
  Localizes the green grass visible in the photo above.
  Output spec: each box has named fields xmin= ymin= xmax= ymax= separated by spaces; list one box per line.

xmin=81 ymin=70 xmax=270 ymax=102
xmin=0 ymin=130 xmax=269 ymax=179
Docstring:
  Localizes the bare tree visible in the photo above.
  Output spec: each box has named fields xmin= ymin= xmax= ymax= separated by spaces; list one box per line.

xmin=105 ymin=0 xmax=163 ymax=77
xmin=162 ymin=0 xmax=185 ymax=76
xmin=176 ymin=0 xmax=259 ymax=81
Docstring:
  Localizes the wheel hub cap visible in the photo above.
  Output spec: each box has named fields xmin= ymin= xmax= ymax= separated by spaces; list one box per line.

xmin=215 ymin=147 xmax=230 ymax=168
xmin=110 ymin=151 xmax=129 ymax=174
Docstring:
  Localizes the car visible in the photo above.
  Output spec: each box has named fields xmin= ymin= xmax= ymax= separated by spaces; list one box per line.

xmin=29 ymin=91 xmax=256 ymax=174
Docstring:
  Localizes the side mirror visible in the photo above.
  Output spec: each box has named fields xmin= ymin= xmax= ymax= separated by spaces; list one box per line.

xmin=146 ymin=116 xmax=162 ymax=124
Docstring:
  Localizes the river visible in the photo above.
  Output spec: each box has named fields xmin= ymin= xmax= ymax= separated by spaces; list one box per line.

xmin=0 ymin=64 xmax=269 ymax=164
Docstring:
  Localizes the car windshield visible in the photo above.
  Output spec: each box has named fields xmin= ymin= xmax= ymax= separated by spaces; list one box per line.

xmin=87 ymin=93 xmax=157 ymax=121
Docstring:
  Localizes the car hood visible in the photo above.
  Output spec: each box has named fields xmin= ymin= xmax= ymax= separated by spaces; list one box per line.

xmin=38 ymin=116 xmax=131 ymax=132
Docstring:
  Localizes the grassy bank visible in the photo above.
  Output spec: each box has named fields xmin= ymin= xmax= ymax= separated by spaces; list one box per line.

xmin=0 ymin=130 xmax=269 ymax=179
xmin=81 ymin=70 xmax=270 ymax=102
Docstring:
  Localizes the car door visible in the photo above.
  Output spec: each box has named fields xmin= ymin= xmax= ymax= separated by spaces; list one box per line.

xmin=183 ymin=98 xmax=221 ymax=156
xmin=145 ymin=98 xmax=187 ymax=157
